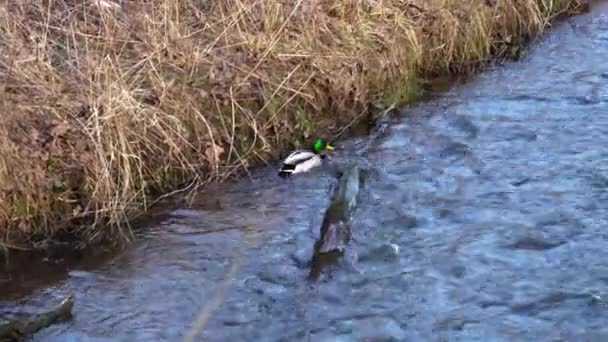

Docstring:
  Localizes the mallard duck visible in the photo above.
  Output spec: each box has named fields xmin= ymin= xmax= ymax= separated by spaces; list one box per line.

xmin=278 ymin=138 xmax=335 ymax=177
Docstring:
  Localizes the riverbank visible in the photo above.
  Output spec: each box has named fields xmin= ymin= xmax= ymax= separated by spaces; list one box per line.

xmin=0 ymin=0 xmax=589 ymax=250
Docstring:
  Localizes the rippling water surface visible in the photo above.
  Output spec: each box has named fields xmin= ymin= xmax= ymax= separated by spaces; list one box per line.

xmin=3 ymin=3 xmax=608 ymax=341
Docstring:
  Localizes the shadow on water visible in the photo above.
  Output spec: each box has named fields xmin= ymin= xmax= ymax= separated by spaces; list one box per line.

xmin=4 ymin=2 xmax=608 ymax=341
xmin=0 ymin=197 xmax=186 ymax=302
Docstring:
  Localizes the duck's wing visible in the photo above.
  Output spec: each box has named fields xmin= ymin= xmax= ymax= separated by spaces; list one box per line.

xmin=283 ymin=150 xmax=316 ymax=165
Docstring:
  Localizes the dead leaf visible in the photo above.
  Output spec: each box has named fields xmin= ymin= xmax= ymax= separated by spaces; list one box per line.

xmin=204 ymin=142 xmax=224 ymax=167
xmin=50 ymin=122 xmax=69 ymax=139
xmin=18 ymin=220 xmax=30 ymax=234
xmin=97 ymin=0 xmax=121 ymax=10
xmin=72 ymin=205 xmax=82 ymax=216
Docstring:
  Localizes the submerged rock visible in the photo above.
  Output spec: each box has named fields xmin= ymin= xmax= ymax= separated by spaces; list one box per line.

xmin=359 ymin=243 xmax=400 ymax=264
xmin=0 ymin=295 xmax=74 ymax=341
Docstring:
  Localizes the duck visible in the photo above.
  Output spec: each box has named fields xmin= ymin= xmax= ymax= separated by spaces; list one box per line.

xmin=278 ymin=138 xmax=335 ymax=177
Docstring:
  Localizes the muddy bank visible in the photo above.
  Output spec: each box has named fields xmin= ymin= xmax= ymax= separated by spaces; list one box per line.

xmin=0 ymin=0 xmax=589 ymax=249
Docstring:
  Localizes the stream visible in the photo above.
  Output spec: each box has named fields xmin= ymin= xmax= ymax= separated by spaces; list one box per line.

xmin=3 ymin=2 xmax=608 ymax=341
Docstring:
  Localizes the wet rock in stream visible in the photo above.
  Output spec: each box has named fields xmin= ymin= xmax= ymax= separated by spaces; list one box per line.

xmin=358 ymin=243 xmax=400 ymax=264
xmin=309 ymin=165 xmax=362 ymax=281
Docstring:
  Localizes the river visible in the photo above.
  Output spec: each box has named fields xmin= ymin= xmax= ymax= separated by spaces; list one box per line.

xmin=3 ymin=2 xmax=608 ymax=341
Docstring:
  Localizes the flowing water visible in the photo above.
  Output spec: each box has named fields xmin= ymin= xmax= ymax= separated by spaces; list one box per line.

xmin=3 ymin=3 xmax=608 ymax=341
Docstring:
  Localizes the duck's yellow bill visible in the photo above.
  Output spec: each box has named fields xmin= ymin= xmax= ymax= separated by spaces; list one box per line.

xmin=326 ymin=144 xmax=335 ymax=150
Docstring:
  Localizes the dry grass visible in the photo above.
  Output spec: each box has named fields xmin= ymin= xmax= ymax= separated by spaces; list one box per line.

xmin=0 ymin=0 xmax=588 ymax=249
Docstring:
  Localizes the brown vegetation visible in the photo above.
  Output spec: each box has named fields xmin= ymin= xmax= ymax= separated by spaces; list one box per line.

xmin=0 ymin=0 xmax=588 ymax=249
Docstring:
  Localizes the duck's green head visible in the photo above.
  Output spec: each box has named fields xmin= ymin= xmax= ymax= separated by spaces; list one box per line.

xmin=311 ymin=138 xmax=335 ymax=153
